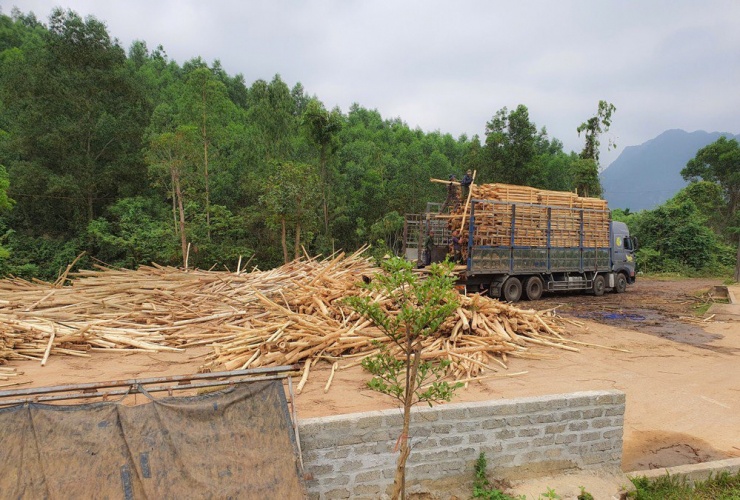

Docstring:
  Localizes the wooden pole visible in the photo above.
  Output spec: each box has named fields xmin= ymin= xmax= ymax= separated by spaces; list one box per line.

xmin=458 ymin=170 xmax=477 ymax=234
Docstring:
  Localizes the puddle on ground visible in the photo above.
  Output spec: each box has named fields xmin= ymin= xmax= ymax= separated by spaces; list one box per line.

xmin=623 ymin=430 xmax=737 ymax=471
xmin=573 ymin=308 xmax=738 ymax=354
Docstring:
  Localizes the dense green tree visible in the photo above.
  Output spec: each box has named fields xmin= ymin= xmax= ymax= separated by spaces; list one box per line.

xmin=260 ymin=161 xmax=321 ymax=263
xmin=631 ymin=198 xmax=729 ymax=273
xmin=483 ymin=105 xmax=539 ymax=185
xmin=682 ymin=137 xmax=740 ymax=280
xmin=302 ymin=99 xmax=343 ymax=235
xmin=575 ymin=100 xmax=615 ymax=197
xmin=577 ymin=100 xmax=616 ymax=164
xmin=0 ymin=8 xmax=149 ymax=237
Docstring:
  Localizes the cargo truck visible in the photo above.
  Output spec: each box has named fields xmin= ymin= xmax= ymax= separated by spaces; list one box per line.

xmin=403 ymin=184 xmax=638 ymax=302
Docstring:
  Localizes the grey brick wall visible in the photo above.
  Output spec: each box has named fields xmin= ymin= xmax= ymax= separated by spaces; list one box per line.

xmin=297 ymin=390 xmax=625 ymax=499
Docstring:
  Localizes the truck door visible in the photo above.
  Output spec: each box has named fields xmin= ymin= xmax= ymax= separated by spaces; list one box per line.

xmin=610 ymin=221 xmax=636 ymax=282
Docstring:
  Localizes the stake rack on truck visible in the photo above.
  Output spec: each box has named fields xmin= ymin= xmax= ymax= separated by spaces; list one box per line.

xmin=405 ymin=183 xmax=638 ymax=302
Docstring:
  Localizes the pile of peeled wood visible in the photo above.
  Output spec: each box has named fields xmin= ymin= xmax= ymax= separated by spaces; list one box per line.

xmin=447 ymin=183 xmax=611 ymax=249
xmin=0 ymin=249 xmax=588 ymax=388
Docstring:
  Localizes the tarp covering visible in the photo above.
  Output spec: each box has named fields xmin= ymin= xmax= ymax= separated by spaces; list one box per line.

xmin=0 ymin=380 xmax=305 ymax=499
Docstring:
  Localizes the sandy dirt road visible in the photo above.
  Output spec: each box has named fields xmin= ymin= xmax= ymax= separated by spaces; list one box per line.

xmin=4 ymin=277 xmax=738 ymax=472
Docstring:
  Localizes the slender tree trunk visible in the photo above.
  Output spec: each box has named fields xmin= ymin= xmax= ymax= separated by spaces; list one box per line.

xmin=281 ymin=217 xmax=289 ymax=264
xmin=294 ymin=222 xmax=301 ymax=261
xmin=171 ymin=184 xmax=178 ymax=234
xmin=735 ymin=239 xmax=740 ymax=283
xmin=202 ymin=85 xmax=211 ymax=241
xmin=320 ymin=147 xmax=329 ymax=235
xmin=392 ymin=335 xmax=422 ymax=499
xmin=173 ymin=175 xmax=187 ymax=269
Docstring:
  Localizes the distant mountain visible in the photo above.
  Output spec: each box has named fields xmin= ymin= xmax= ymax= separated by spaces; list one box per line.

xmin=600 ymin=129 xmax=740 ymax=211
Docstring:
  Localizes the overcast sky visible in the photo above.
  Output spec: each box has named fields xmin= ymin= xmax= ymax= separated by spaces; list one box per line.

xmin=6 ymin=0 xmax=740 ymax=167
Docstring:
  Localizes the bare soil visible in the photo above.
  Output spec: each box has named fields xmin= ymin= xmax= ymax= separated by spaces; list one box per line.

xmin=4 ymin=277 xmax=739 ymax=472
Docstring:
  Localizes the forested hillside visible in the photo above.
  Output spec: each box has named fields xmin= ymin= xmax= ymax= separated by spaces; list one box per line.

xmin=0 ymin=8 xmax=606 ymax=279
xmin=0 ymin=8 xmax=737 ymax=281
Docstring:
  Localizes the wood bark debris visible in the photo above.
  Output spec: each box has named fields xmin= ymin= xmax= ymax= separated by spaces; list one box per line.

xmin=0 ymin=247 xmax=588 ymax=389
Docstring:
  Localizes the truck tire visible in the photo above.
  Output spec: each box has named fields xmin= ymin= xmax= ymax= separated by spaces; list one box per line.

xmin=592 ymin=275 xmax=605 ymax=296
xmin=524 ymin=276 xmax=544 ymax=301
xmin=614 ymin=273 xmax=628 ymax=293
xmin=502 ymin=277 xmax=522 ymax=302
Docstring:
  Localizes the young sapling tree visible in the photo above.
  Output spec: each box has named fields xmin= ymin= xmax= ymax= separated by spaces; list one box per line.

xmin=346 ymin=257 xmax=462 ymax=499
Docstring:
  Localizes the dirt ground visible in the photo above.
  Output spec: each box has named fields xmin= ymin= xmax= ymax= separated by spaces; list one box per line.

xmin=3 ymin=277 xmax=739 ymax=473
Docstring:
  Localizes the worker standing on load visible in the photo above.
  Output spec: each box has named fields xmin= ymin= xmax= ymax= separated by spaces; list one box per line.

xmin=460 ymin=169 xmax=473 ymax=199
xmin=441 ymin=175 xmax=460 ymax=212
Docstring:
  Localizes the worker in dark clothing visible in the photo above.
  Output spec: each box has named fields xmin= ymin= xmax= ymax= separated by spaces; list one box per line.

xmin=450 ymin=230 xmax=463 ymax=264
xmin=460 ymin=169 xmax=473 ymax=199
xmin=424 ymin=230 xmax=434 ymax=266
xmin=440 ymin=175 xmax=460 ymax=212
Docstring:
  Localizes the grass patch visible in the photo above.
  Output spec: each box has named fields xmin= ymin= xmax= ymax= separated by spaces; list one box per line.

xmin=629 ymin=471 xmax=740 ymax=499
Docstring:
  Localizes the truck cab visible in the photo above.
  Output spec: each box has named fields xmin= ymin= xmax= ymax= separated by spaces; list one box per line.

xmin=609 ymin=221 xmax=637 ymax=292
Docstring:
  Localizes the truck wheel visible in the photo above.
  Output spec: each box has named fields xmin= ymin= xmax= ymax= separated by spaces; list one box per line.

xmin=614 ymin=273 xmax=627 ymax=293
xmin=524 ymin=276 xmax=544 ymax=301
xmin=592 ymin=275 xmax=605 ymax=296
xmin=502 ymin=277 xmax=522 ymax=302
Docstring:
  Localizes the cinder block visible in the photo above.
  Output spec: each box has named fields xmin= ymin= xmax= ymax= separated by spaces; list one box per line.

xmin=322 ymin=447 xmax=351 ymax=460
xmin=506 ymin=415 xmax=532 ymax=426
xmin=455 ymin=421 xmax=480 ymax=433
xmin=605 ymin=405 xmax=625 ymax=416
xmin=324 ymin=488 xmax=352 ymax=499
xmin=505 ymin=440 xmax=530 ymax=451
xmin=590 ymin=417 xmax=614 ymax=429
xmin=554 ymin=433 xmax=578 ymax=445
xmin=338 ymin=459 xmax=364 ymax=473
xmin=481 ymin=418 xmax=505 ymax=430
xmin=568 ymin=421 xmax=588 ymax=431
xmin=467 ymin=433 xmax=488 ymax=444
xmin=354 ymin=470 xmax=383 ymax=483
xmin=440 ymin=435 xmax=464 ymax=447
xmin=410 ymin=437 xmax=438 ymax=450
xmin=529 ymin=412 xmax=558 ymax=424
xmin=432 ymin=423 xmax=453 ymax=434
xmin=582 ymin=408 xmax=605 ymax=419
xmin=579 ymin=431 xmax=602 ymax=442
xmin=352 ymin=483 xmax=385 ymax=496
xmin=566 ymin=394 xmax=596 ymax=408
xmin=496 ymin=429 xmax=516 ymax=440
xmin=558 ymin=410 xmax=583 ymax=421
xmin=545 ymin=423 xmax=567 ymax=434
xmin=517 ymin=427 xmax=542 ymax=438
xmin=596 ymin=391 xmax=625 ymax=405
xmin=602 ymin=428 xmax=623 ymax=439
xmin=479 ymin=443 xmax=504 ymax=456
xmin=532 ymin=435 xmax=555 ymax=446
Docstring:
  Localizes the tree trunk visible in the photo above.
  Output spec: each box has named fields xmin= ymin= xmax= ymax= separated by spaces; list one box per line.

xmin=171 ymin=184 xmax=178 ymax=234
xmin=173 ymin=174 xmax=187 ymax=269
xmin=202 ymin=83 xmax=211 ymax=241
xmin=281 ymin=217 xmax=289 ymax=264
xmin=320 ymin=147 xmax=329 ymax=235
xmin=735 ymin=238 xmax=740 ymax=283
xmin=294 ymin=222 xmax=301 ymax=261
xmin=392 ymin=335 xmax=422 ymax=499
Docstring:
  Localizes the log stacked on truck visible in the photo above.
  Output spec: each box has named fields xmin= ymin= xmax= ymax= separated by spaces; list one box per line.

xmin=450 ymin=183 xmax=610 ymax=249
xmin=0 ymin=250 xmax=580 ymax=388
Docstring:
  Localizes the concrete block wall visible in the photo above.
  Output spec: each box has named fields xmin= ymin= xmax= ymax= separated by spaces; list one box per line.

xmin=298 ymin=390 xmax=625 ymax=499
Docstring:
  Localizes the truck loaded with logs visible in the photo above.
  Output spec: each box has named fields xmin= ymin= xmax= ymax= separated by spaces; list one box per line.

xmin=403 ymin=182 xmax=638 ymax=302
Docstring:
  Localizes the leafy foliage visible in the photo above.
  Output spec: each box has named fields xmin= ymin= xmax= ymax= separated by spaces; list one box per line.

xmin=629 ymin=470 xmax=740 ymax=499
xmin=345 ymin=257 xmax=461 ymax=497
xmin=472 ymin=453 xmax=525 ymax=500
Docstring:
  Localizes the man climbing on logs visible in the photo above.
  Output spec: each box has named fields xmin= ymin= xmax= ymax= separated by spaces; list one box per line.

xmin=440 ymin=174 xmax=461 ymax=213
